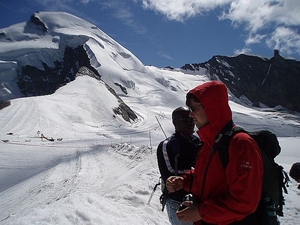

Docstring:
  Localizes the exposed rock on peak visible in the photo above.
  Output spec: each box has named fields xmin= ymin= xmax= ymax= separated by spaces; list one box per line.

xmin=181 ymin=54 xmax=300 ymax=111
xmin=29 ymin=12 xmax=49 ymax=32
xmin=75 ymin=66 xmax=137 ymax=123
xmin=18 ymin=45 xmax=100 ymax=96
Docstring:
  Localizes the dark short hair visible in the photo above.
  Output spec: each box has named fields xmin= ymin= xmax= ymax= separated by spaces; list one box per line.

xmin=186 ymin=93 xmax=201 ymax=107
xmin=172 ymin=107 xmax=190 ymax=120
xmin=289 ymin=162 xmax=300 ymax=180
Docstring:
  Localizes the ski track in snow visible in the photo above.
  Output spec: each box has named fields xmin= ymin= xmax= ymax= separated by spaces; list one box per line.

xmin=0 ymin=141 xmax=168 ymax=225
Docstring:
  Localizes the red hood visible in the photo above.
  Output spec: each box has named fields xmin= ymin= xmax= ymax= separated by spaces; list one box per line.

xmin=188 ymin=81 xmax=232 ymax=143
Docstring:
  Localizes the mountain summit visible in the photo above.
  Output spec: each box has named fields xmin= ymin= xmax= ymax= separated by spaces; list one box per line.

xmin=0 ymin=11 xmax=145 ymax=101
xmin=1 ymin=11 xmax=300 ymax=112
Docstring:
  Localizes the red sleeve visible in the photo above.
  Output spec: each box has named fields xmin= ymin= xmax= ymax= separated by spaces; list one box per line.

xmin=182 ymin=168 xmax=195 ymax=191
xmin=199 ymin=133 xmax=264 ymax=224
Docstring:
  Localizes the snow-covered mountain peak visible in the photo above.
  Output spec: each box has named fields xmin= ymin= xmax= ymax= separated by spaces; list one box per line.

xmin=0 ymin=11 xmax=146 ymax=102
xmin=31 ymin=11 xmax=95 ymax=30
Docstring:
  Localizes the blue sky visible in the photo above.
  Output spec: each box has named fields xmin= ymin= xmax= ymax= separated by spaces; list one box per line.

xmin=0 ymin=0 xmax=299 ymax=68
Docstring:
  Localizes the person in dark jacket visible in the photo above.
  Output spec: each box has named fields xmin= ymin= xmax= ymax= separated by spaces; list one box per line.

xmin=289 ymin=162 xmax=300 ymax=189
xmin=157 ymin=106 xmax=202 ymax=225
xmin=166 ymin=81 xmax=264 ymax=225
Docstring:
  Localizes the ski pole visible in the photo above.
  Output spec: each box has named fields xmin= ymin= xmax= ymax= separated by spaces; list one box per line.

xmin=155 ymin=116 xmax=167 ymax=139
xmin=147 ymin=177 xmax=161 ymax=205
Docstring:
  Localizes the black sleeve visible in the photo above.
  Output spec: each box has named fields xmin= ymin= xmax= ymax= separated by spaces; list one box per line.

xmin=157 ymin=140 xmax=177 ymax=183
xmin=157 ymin=138 xmax=192 ymax=202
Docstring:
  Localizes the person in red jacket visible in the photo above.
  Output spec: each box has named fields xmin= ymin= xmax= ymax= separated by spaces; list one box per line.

xmin=166 ymin=81 xmax=264 ymax=225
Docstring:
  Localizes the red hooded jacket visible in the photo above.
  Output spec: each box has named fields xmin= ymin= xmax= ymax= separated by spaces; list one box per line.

xmin=183 ymin=81 xmax=263 ymax=225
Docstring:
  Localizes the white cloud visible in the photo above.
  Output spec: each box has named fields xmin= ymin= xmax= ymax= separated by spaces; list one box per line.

xmin=141 ymin=0 xmax=232 ymax=22
xmin=234 ymin=47 xmax=251 ymax=55
xmin=221 ymin=0 xmax=300 ymax=58
xmin=245 ymin=34 xmax=267 ymax=45
xmin=140 ymin=0 xmax=300 ymax=30
xmin=139 ymin=0 xmax=300 ymax=59
xmin=221 ymin=0 xmax=300 ymax=32
xmin=266 ymin=26 xmax=300 ymax=56
xmin=158 ymin=52 xmax=173 ymax=60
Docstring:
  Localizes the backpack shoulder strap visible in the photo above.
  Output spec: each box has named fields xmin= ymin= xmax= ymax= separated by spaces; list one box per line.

xmin=218 ymin=126 xmax=246 ymax=168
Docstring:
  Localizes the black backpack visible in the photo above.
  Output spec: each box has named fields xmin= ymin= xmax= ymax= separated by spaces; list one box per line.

xmin=214 ymin=126 xmax=290 ymax=225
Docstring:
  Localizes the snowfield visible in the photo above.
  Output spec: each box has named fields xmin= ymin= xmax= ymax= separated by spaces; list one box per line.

xmin=1 ymin=73 xmax=300 ymax=225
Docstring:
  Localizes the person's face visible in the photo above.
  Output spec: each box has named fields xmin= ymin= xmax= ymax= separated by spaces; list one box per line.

xmin=188 ymin=99 xmax=209 ymax=129
xmin=173 ymin=116 xmax=195 ymax=137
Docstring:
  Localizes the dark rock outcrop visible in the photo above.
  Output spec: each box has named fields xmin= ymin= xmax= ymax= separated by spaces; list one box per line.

xmin=76 ymin=66 xmax=137 ymax=123
xmin=181 ymin=52 xmax=300 ymax=111
xmin=29 ymin=13 xmax=48 ymax=32
xmin=105 ymin=82 xmax=137 ymax=122
xmin=18 ymin=45 xmax=100 ymax=96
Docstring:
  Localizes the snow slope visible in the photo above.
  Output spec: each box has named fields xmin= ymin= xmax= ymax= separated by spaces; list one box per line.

xmin=1 ymin=71 xmax=300 ymax=224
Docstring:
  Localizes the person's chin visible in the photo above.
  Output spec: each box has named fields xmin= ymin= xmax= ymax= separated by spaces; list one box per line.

xmin=196 ymin=123 xmax=207 ymax=129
